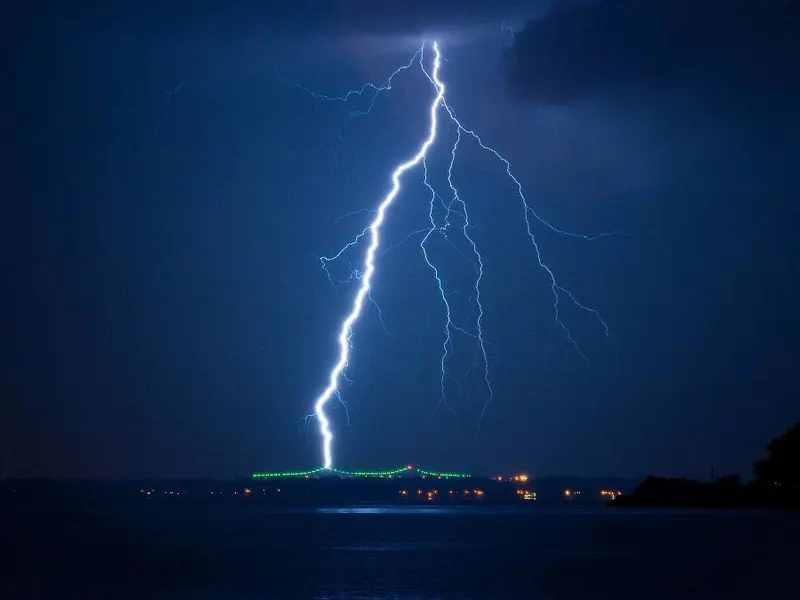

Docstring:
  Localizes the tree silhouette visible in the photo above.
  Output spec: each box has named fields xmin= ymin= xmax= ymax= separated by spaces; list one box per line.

xmin=615 ymin=423 xmax=800 ymax=508
xmin=753 ymin=423 xmax=800 ymax=492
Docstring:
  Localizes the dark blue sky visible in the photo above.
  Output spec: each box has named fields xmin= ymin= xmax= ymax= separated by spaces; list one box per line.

xmin=2 ymin=0 xmax=798 ymax=479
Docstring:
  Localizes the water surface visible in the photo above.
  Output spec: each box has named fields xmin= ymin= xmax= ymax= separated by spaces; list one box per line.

xmin=2 ymin=504 xmax=797 ymax=599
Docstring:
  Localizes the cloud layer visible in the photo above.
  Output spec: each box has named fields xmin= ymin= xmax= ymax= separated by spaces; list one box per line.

xmin=43 ymin=0 xmax=540 ymax=35
xmin=503 ymin=0 xmax=800 ymax=104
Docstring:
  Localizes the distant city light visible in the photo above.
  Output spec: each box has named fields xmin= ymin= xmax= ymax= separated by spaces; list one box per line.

xmin=600 ymin=489 xmax=623 ymax=500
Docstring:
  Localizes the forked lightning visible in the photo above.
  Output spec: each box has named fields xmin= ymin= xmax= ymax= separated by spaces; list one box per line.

xmin=284 ymin=42 xmax=614 ymax=469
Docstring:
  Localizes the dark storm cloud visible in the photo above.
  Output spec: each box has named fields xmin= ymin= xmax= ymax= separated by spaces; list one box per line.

xmin=42 ymin=0 xmax=542 ymax=36
xmin=503 ymin=0 xmax=800 ymax=104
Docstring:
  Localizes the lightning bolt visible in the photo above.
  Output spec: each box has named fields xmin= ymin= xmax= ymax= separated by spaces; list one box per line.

xmin=420 ymin=129 xmax=493 ymax=421
xmin=445 ymin=128 xmax=492 ymax=421
xmin=309 ymin=43 xmax=447 ymax=470
xmin=428 ymin=94 xmax=616 ymax=367
xmin=285 ymin=41 xmax=616 ymax=470
xmin=275 ymin=50 xmax=420 ymax=138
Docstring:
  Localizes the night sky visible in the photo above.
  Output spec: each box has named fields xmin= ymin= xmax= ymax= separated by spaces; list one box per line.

xmin=3 ymin=0 xmax=798 ymax=480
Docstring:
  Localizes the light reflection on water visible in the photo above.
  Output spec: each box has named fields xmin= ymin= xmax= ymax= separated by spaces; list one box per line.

xmin=314 ymin=597 xmax=453 ymax=600
xmin=314 ymin=596 xmax=456 ymax=600
xmin=314 ymin=506 xmax=530 ymax=515
xmin=316 ymin=506 xmax=459 ymax=515
xmin=332 ymin=542 xmax=457 ymax=552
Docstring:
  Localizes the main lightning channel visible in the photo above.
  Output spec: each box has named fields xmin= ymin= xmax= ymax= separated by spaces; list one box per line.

xmin=311 ymin=43 xmax=446 ymax=470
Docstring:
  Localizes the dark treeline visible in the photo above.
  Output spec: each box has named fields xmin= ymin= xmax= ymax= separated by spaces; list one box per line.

xmin=616 ymin=423 xmax=800 ymax=509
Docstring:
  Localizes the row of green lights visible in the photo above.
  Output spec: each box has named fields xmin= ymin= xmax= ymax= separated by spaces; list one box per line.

xmin=252 ymin=467 xmax=325 ymax=478
xmin=416 ymin=469 xmax=472 ymax=478
xmin=252 ymin=466 xmax=471 ymax=479
xmin=334 ymin=467 xmax=410 ymax=477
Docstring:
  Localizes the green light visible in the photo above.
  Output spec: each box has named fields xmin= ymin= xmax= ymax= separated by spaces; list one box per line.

xmin=333 ymin=466 xmax=410 ymax=477
xmin=251 ymin=465 xmax=471 ymax=479
xmin=416 ymin=468 xmax=471 ymax=478
xmin=252 ymin=467 xmax=325 ymax=479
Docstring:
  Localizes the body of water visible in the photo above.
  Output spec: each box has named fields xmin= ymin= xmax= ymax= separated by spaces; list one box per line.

xmin=2 ymin=504 xmax=797 ymax=599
